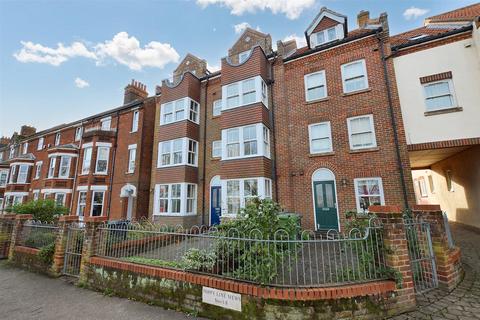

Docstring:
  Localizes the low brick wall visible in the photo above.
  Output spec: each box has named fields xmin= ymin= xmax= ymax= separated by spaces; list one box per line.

xmin=11 ymin=246 xmax=53 ymax=275
xmin=84 ymin=257 xmax=400 ymax=320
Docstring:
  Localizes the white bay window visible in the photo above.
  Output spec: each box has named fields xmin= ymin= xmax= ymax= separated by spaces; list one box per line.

xmin=221 ymin=177 xmax=272 ymax=216
xmin=160 ymin=97 xmax=200 ymax=125
xmin=221 ymin=123 xmax=270 ymax=160
xmin=82 ymin=147 xmax=92 ymax=174
xmin=153 ymin=183 xmax=197 ymax=216
xmin=157 ymin=138 xmax=198 ymax=168
xmin=95 ymin=147 xmax=110 ymax=174
xmin=58 ymin=156 xmax=71 ymax=178
xmin=222 ymin=76 xmax=268 ymax=111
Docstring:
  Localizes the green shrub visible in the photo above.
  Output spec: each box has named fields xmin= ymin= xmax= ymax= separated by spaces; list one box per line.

xmin=25 ymin=231 xmax=57 ymax=248
xmin=37 ymin=242 xmax=55 ymax=265
xmin=10 ymin=200 xmax=68 ymax=223
xmin=181 ymin=248 xmax=216 ymax=272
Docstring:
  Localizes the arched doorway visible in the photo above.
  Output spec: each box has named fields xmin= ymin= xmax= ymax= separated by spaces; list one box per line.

xmin=312 ymin=168 xmax=339 ymax=231
xmin=209 ymin=176 xmax=221 ymax=225
xmin=120 ymin=184 xmax=137 ymax=220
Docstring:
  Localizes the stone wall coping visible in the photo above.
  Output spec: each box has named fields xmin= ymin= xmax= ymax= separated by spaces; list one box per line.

xmin=369 ymin=205 xmax=402 ymax=214
xmin=14 ymin=246 xmax=40 ymax=255
xmin=15 ymin=214 xmax=33 ymax=220
xmin=412 ymin=204 xmax=442 ymax=212
xmin=89 ymin=256 xmax=396 ymax=301
xmin=59 ymin=215 xmax=80 ymax=222
xmin=84 ymin=216 xmax=108 ymax=223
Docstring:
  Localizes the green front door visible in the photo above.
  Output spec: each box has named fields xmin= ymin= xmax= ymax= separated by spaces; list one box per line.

xmin=313 ymin=180 xmax=338 ymax=230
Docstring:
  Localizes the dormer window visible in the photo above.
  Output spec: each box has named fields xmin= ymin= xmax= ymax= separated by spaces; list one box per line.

xmin=311 ymin=26 xmax=340 ymax=47
xmin=101 ymin=117 xmax=111 ymax=130
xmin=238 ymin=50 xmax=251 ymax=63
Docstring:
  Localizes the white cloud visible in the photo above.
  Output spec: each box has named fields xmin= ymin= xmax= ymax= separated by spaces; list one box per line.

xmin=234 ymin=22 xmax=251 ymax=34
xmin=403 ymin=7 xmax=429 ymax=20
xmin=95 ymin=32 xmax=180 ymax=71
xmin=197 ymin=0 xmax=316 ymax=20
xmin=74 ymin=77 xmax=89 ymax=88
xmin=13 ymin=41 xmax=96 ymax=66
xmin=13 ymin=32 xmax=180 ymax=71
xmin=283 ymin=34 xmax=307 ymax=48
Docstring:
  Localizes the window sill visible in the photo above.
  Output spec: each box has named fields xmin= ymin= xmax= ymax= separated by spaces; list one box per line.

xmin=349 ymin=147 xmax=379 ymax=154
xmin=424 ymin=107 xmax=463 ymax=116
xmin=211 ymin=157 xmax=221 ymax=161
xmin=309 ymin=151 xmax=335 ymax=157
xmin=342 ymin=88 xmax=371 ymax=97
xmin=93 ymin=173 xmax=108 ymax=176
xmin=153 ymin=213 xmax=197 ymax=217
xmin=125 ymin=171 xmax=135 ymax=175
xmin=160 ymin=119 xmax=199 ymax=127
xmin=305 ymin=97 xmax=330 ymax=105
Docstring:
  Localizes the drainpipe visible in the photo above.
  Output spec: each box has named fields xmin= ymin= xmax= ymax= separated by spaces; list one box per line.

xmin=200 ymin=80 xmax=209 ymax=226
xmin=268 ymin=56 xmax=279 ymax=201
xmin=106 ymin=110 xmax=120 ymax=219
xmin=69 ymin=130 xmax=81 ymax=213
xmin=376 ymin=30 xmax=410 ymax=209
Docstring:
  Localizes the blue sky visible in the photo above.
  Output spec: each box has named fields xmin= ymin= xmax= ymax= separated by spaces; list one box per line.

xmin=0 ymin=0 xmax=477 ymax=137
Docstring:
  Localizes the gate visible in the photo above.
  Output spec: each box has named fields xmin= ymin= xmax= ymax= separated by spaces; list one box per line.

xmin=0 ymin=220 xmax=14 ymax=259
xmin=63 ymin=224 xmax=85 ymax=277
xmin=404 ymin=217 xmax=438 ymax=293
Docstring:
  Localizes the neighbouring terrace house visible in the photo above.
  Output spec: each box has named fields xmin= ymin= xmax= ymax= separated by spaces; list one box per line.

xmin=391 ymin=3 xmax=480 ymax=229
xmin=148 ymin=7 xmax=416 ymax=231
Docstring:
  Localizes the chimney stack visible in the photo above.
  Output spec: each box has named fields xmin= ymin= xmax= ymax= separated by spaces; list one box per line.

xmin=357 ymin=10 xmax=370 ymax=28
xmin=0 ymin=137 xmax=11 ymax=147
xmin=124 ymin=79 xmax=148 ymax=104
xmin=20 ymin=125 xmax=36 ymax=137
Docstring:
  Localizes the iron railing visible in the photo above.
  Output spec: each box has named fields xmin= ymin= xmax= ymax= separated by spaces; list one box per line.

xmin=0 ymin=219 xmax=14 ymax=258
xmin=63 ymin=223 xmax=85 ymax=277
xmin=17 ymin=221 xmax=58 ymax=249
xmin=94 ymin=219 xmax=387 ymax=287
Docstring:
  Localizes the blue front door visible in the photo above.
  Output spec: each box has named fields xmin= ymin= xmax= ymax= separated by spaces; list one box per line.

xmin=210 ymin=186 xmax=221 ymax=225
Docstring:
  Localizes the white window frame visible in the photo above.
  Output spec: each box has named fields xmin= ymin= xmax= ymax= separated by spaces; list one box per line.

xmin=95 ymin=146 xmax=110 ymax=174
xmin=34 ymin=162 xmax=42 ymax=180
xmin=47 ymin=158 xmax=56 ymax=178
xmin=55 ymin=193 xmax=66 ymax=206
xmin=17 ymin=165 xmax=29 ymax=184
xmin=75 ymin=127 xmax=83 ymax=141
xmin=131 ymin=110 xmax=139 ymax=132
xmin=9 ymin=166 xmax=16 ymax=183
xmin=9 ymin=146 xmax=15 ymax=159
xmin=55 ymin=133 xmax=61 ymax=146
xmin=347 ymin=115 xmax=377 ymax=150
xmin=221 ymin=76 xmax=268 ymax=111
xmin=100 ymin=117 xmax=111 ymax=130
xmin=353 ymin=177 xmax=385 ymax=213
xmin=160 ymin=97 xmax=200 ymax=126
xmin=213 ymin=99 xmax=222 ymax=117
xmin=153 ymin=183 xmax=197 ymax=216
xmin=22 ymin=142 xmax=28 ymax=155
xmin=0 ymin=169 xmax=9 ymax=187
xmin=37 ymin=137 xmax=44 ymax=150
xmin=308 ymin=122 xmax=333 ymax=154
xmin=127 ymin=144 xmax=137 ymax=173
xmin=238 ymin=49 xmax=251 ymax=63
xmin=90 ymin=191 xmax=105 ymax=216
xmin=304 ymin=71 xmax=327 ymax=102
xmin=157 ymin=138 xmax=198 ymax=168
xmin=58 ymin=156 xmax=71 ymax=178
xmin=81 ymin=147 xmax=92 ymax=175
xmin=310 ymin=25 xmax=343 ymax=47
xmin=341 ymin=59 xmax=369 ymax=94
xmin=212 ymin=140 xmax=222 ymax=158
xmin=77 ymin=191 xmax=87 ymax=217
xmin=221 ymin=123 xmax=271 ymax=160
xmin=418 ymin=177 xmax=428 ymax=198
xmin=221 ymin=177 xmax=272 ymax=216
xmin=422 ymin=79 xmax=457 ymax=112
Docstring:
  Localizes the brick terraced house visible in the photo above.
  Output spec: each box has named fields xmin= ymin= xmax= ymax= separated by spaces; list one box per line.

xmin=6 ymin=5 xmax=477 ymax=231
xmin=147 ymin=8 xmax=415 ymax=230
xmin=0 ymin=81 xmax=156 ymax=221
xmin=391 ymin=3 xmax=480 ymax=229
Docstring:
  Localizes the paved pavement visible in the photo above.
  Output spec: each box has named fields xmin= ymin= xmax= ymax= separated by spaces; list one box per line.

xmin=0 ymin=222 xmax=478 ymax=320
xmin=390 ymin=222 xmax=480 ymax=320
xmin=0 ymin=262 xmax=200 ymax=320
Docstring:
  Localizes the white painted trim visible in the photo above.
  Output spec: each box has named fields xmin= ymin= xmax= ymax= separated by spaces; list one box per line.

xmin=95 ymin=142 xmax=112 ymax=148
xmin=341 ymin=59 xmax=369 ymax=94
xmin=304 ymin=70 xmax=327 ymax=102
xmin=421 ymin=79 xmax=458 ymax=112
xmin=152 ymin=183 xmax=198 ymax=216
xmin=157 ymin=138 xmax=198 ymax=168
xmin=41 ymin=188 xmax=72 ymax=194
xmin=221 ymin=75 xmax=268 ymax=111
xmin=308 ymin=122 xmax=333 ymax=154
xmin=311 ymin=168 xmax=340 ymax=231
xmin=91 ymin=185 xmax=108 ymax=191
xmin=4 ymin=192 xmax=29 ymax=197
xmin=128 ymin=144 xmax=137 ymax=150
xmin=221 ymin=123 xmax=270 ymax=160
xmin=76 ymin=185 xmax=89 ymax=191
xmin=159 ymin=97 xmax=200 ymax=126
xmin=306 ymin=11 xmax=345 ymax=36
xmin=90 ymin=190 xmax=105 ymax=217
xmin=48 ymin=152 xmax=78 ymax=158
xmin=9 ymin=162 xmax=34 ymax=167
xmin=346 ymin=114 xmax=377 ymax=150
xmin=82 ymin=142 xmax=94 ymax=149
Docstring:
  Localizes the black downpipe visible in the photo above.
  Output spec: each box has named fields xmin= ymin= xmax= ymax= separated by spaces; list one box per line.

xmin=377 ymin=31 xmax=410 ymax=209
xmin=106 ymin=110 xmax=120 ymax=219
xmin=269 ymin=57 xmax=279 ymax=201
xmin=200 ymin=80 xmax=209 ymax=225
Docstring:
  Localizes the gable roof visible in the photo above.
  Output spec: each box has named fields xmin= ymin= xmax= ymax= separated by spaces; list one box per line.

xmin=304 ymin=7 xmax=348 ymax=49
xmin=425 ymin=3 xmax=480 ymax=24
xmin=231 ymin=27 xmax=270 ymax=49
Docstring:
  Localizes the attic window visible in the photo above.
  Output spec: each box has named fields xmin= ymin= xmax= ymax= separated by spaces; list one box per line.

xmin=311 ymin=26 xmax=339 ymax=47
xmin=238 ymin=50 xmax=251 ymax=63
xmin=409 ymin=34 xmax=428 ymax=41
xmin=245 ymin=36 xmax=251 ymax=42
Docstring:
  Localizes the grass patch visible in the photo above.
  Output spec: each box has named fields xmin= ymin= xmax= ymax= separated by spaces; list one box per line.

xmin=121 ymin=256 xmax=183 ymax=269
